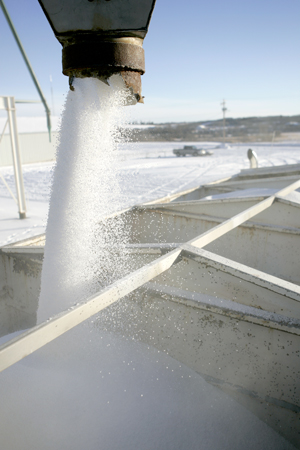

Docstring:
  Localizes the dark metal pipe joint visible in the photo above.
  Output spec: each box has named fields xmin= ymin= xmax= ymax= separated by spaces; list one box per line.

xmin=62 ymin=39 xmax=145 ymax=101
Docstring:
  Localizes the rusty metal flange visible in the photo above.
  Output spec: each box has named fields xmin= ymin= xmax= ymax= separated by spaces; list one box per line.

xmin=62 ymin=39 xmax=145 ymax=101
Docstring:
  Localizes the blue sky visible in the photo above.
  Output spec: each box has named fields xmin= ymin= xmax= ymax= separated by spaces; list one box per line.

xmin=0 ymin=0 xmax=299 ymax=123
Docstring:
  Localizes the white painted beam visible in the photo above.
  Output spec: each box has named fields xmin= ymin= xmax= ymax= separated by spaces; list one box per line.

xmin=188 ymin=179 xmax=300 ymax=249
xmin=182 ymin=244 xmax=300 ymax=301
xmin=0 ymin=248 xmax=181 ymax=373
xmin=1 ymin=179 xmax=299 ymax=372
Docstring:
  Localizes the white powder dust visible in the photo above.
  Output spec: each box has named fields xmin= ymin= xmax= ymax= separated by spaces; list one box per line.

xmin=38 ymin=76 xmax=131 ymax=321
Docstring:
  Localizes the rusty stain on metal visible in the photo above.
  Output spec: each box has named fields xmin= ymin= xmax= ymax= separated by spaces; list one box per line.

xmin=62 ymin=39 xmax=145 ymax=101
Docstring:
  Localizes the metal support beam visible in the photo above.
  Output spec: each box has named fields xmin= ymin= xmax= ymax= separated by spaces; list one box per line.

xmin=0 ymin=179 xmax=299 ymax=371
xmin=0 ymin=97 xmax=27 ymax=219
xmin=188 ymin=179 xmax=300 ymax=249
xmin=0 ymin=248 xmax=181 ymax=372
xmin=181 ymin=245 xmax=300 ymax=319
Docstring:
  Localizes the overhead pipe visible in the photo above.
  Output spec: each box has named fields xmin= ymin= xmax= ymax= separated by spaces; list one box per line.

xmin=38 ymin=0 xmax=156 ymax=103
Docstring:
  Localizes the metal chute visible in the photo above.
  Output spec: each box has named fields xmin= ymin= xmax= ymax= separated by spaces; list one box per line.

xmin=38 ymin=0 xmax=156 ymax=103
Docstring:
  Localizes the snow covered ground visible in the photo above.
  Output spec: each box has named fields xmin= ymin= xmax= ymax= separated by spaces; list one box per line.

xmin=1 ymin=141 xmax=300 ymax=246
xmin=0 ymin=140 xmax=300 ymax=450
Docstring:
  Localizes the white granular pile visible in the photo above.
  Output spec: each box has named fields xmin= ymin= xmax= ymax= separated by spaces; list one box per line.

xmin=38 ymin=76 xmax=131 ymax=321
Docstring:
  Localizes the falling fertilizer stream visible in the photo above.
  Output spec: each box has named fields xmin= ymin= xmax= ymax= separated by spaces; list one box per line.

xmin=38 ymin=76 xmax=131 ymax=322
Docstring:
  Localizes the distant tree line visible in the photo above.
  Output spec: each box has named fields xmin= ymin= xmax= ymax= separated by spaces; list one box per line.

xmin=129 ymin=115 xmax=300 ymax=143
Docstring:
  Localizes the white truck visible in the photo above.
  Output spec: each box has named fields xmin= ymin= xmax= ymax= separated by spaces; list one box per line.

xmin=173 ymin=145 xmax=213 ymax=157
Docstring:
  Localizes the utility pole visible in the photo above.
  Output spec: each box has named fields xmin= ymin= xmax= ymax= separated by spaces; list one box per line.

xmin=221 ymin=99 xmax=227 ymax=144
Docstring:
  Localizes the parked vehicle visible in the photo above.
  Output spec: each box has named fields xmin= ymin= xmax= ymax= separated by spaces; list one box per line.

xmin=173 ymin=145 xmax=213 ymax=157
